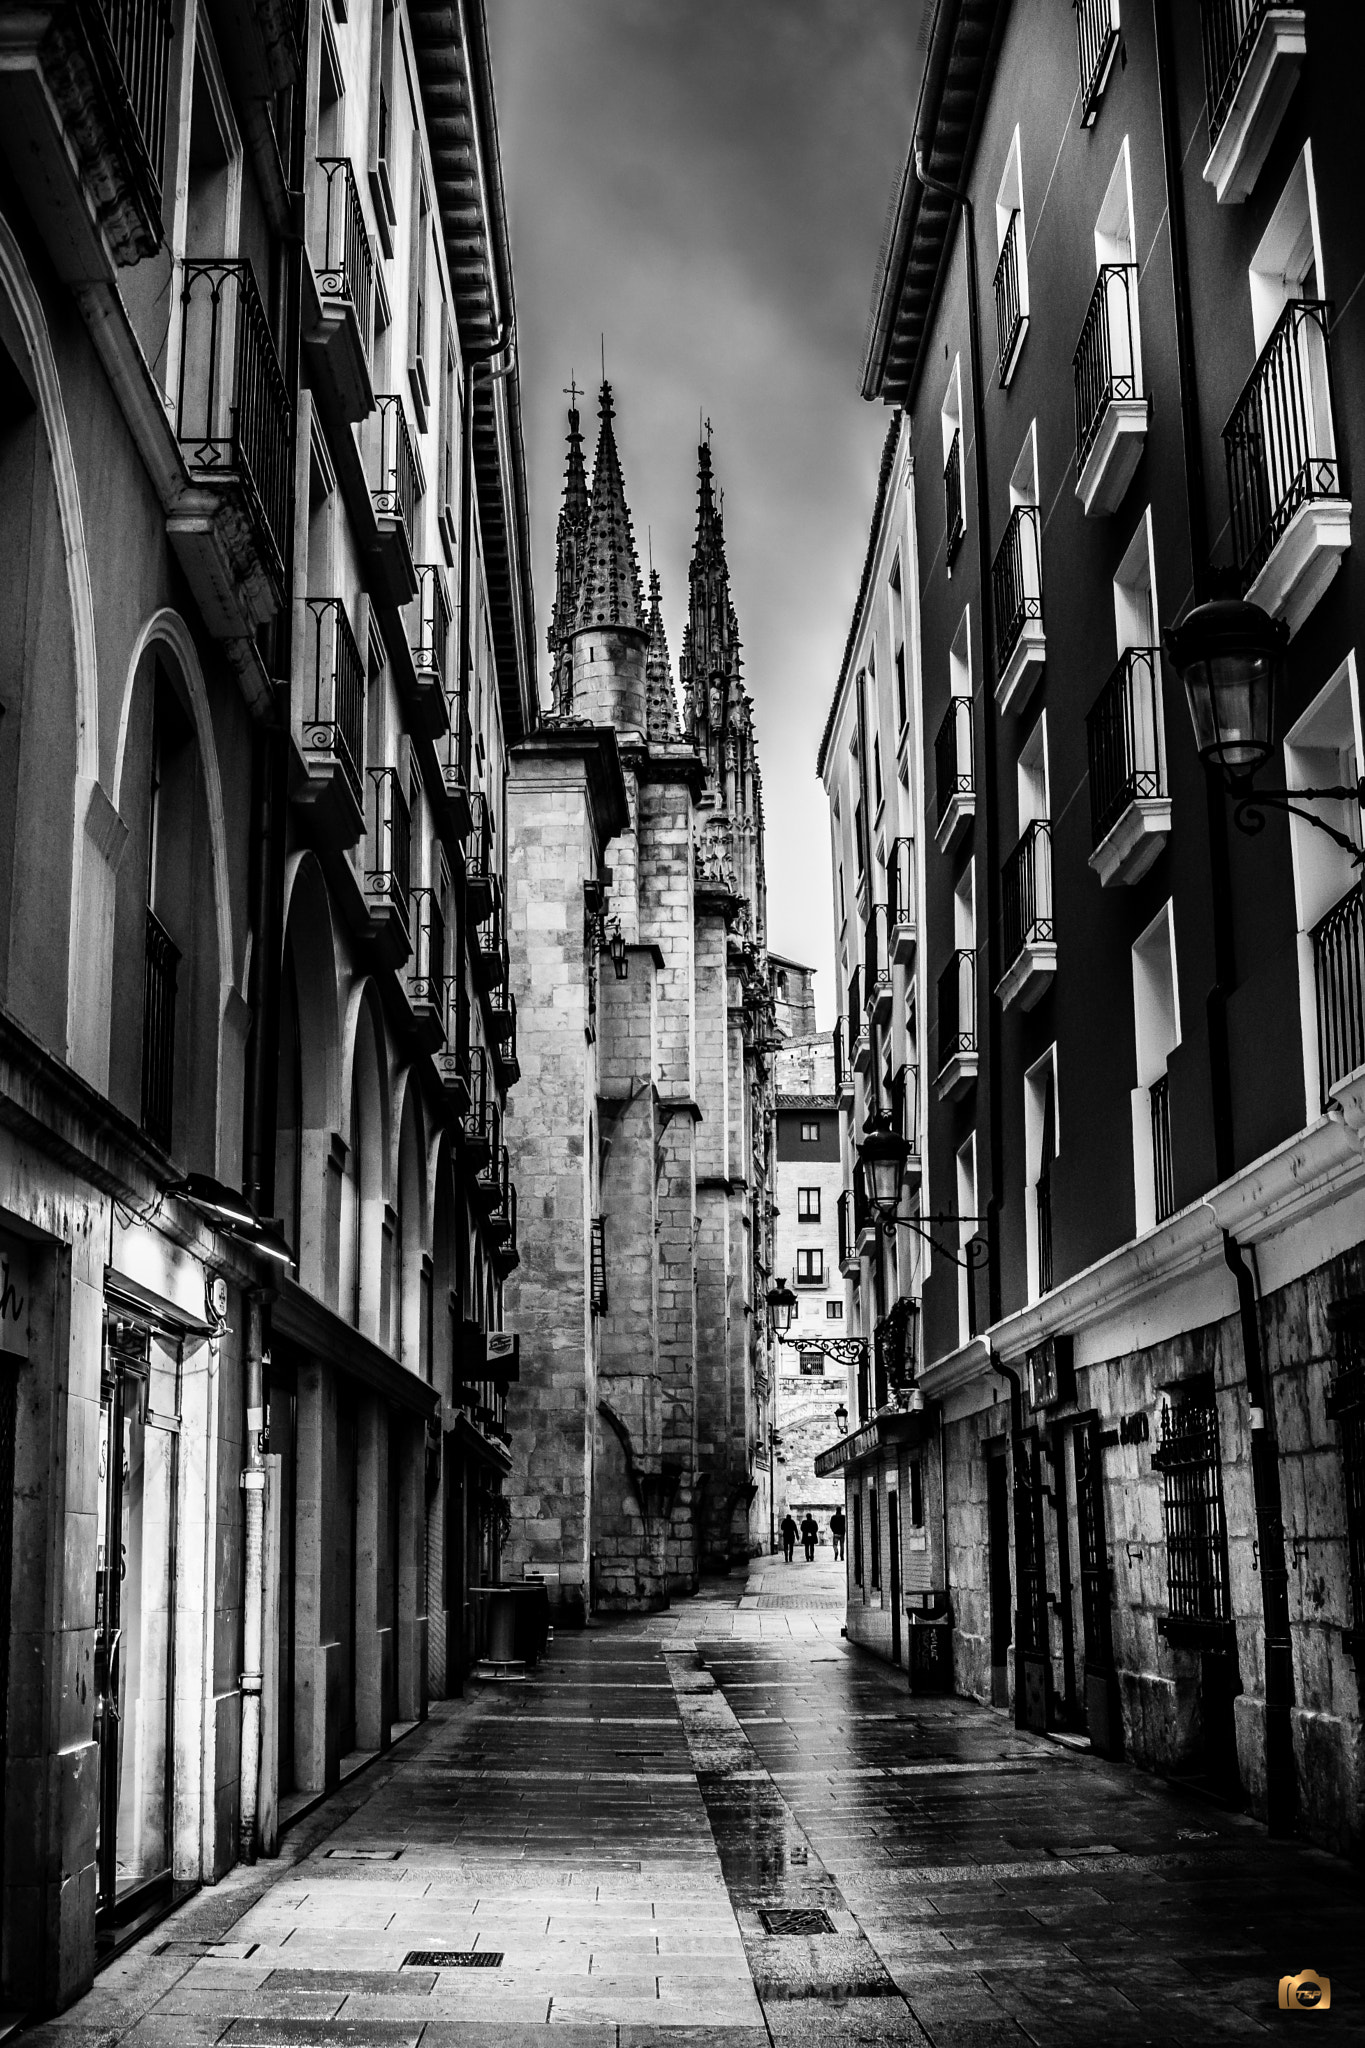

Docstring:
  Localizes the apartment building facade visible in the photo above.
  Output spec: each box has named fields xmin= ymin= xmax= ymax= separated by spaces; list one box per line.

xmin=0 ymin=0 xmax=533 ymax=2010
xmin=838 ymin=0 xmax=1365 ymax=1853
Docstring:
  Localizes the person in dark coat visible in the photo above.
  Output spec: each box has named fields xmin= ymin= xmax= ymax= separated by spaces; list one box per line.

xmin=780 ymin=1512 xmax=798 ymax=1563
xmin=800 ymin=1513 xmax=819 ymax=1561
xmin=830 ymin=1507 xmax=847 ymax=1561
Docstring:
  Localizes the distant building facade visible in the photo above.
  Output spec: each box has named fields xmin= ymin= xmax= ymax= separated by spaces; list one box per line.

xmin=772 ymin=953 xmax=818 ymax=1040
xmin=827 ymin=0 xmax=1365 ymax=1853
xmin=503 ymin=391 xmax=776 ymax=1610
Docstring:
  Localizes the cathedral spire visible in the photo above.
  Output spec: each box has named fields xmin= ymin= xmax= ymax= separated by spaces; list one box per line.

xmin=573 ymin=381 xmax=646 ymax=637
xmin=548 ymin=395 xmax=590 ymax=711
xmin=680 ymin=438 xmax=737 ymax=770
xmin=645 ymin=568 xmax=678 ymax=741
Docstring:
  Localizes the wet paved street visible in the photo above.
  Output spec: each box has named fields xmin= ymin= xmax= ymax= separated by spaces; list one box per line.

xmin=28 ymin=1554 xmax=1365 ymax=2046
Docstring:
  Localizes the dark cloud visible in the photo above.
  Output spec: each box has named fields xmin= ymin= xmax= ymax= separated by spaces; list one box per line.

xmin=488 ymin=0 xmax=922 ymax=1022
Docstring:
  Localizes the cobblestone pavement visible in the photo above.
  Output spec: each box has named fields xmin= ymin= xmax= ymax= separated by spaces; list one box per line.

xmin=26 ymin=1555 xmax=1365 ymax=2047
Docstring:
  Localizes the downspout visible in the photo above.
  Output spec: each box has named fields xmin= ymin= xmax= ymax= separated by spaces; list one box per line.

xmin=1156 ymin=0 xmax=1295 ymax=1833
xmin=913 ymin=149 xmax=1003 ymax=1327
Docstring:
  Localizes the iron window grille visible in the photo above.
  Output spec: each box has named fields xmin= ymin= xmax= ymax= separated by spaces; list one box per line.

xmin=993 ymin=208 xmax=1025 ymax=382
xmin=140 ymin=905 xmax=179 ymax=1152
xmin=591 ymin=1217 xmax=608 ymax=1314
xmin=936 ymin=949 xmax=977 ymax=1074
xmin=1325 ymin=1296 xmax=1365 ymax=1651
xmin=1151 ymin=1381 xmax=1233 ymax=1642
xmin=1012 ymin=1431 xmax=1048 ymax=1656
xmin=1151 ymin=1072 xmax=1175 ymax=1223
xmin=302 ymin=598 xmax=365 ymax=811
xmin=1086 ymin=646 xmax=1163 ymax=849
xmin=1075 ymin=0 xmax=1119 ymax=125
xmin=1223 ymin=299 xmax=1341 ymax=589
xmin=944 ymin=427 xmax=965 ymax=563
xmin=1312 ymin=879 xmax=1365 ymax=1106
xmin=1002 ymin=819 xmax=1053 ymax=968
xmin=1073 ymin=263 xmax=1140 ymax=471
xmin=934 ymin=697 xmax=974 ymax=831
xmin=314 ymin=156 xmax=374 ymax=346
xmin=991 ymin=505 xmax=1043 ymax=678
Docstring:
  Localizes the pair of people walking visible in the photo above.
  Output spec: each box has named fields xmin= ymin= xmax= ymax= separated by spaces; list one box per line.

xmin=780 ymin=1512 xmax=821 ymax=1562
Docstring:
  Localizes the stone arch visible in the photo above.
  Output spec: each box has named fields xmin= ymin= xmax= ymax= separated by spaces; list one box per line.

xmin=278 ymin=853 xmax=343 ymax=1290
xmin=429 ymin=1135 xmax=460 ymax=1402
xmin=340 ymin=979 xmax=390 ymax=1339
xmin=392 ymin=1069 xmax=428 ymax=1369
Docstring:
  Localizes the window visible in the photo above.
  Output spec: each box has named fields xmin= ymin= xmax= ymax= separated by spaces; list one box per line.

xmin=909 ymin=1457 xmax=924 ymax=1528
xmin=368 ymin=0 xmax=399 ymax=249
xmin=994 ymin=128 xmax=1030 ymax=384
xmin=796 ymin=1249 xmax=824 ymax=1286
xmin=799 ymin=1352 xmax=824 ymax=1377
xmin=869 ymin=1487 xmax=881 ymax=1590
xmin=797 ymin=1187 xmax=821 ymax=1221
xmin=852 ymin=1494 xmax=864 ymax=1587
xmin=1025 ymin=1048 xmax=1058 ymax=1300
xmin=889 ymin=555 xmax=908 ymax=728
xmin=1152 ymin=1380 xmax=1231 ymax=1631
xmin=800 ymin=1121 xmax=819 ymax=1143
xmin=826 ymin=1299 xmax=844 ymax=1320
xmin=1132 ymin=903 xmax=1180 ymax=1230
xmin=941 ymin=357 xmax=965 ymax=563
xmin=956 ymin=1134 xmax=977 ymax=1346
xmin=873 ymin=735 xmax=883 ymax=810
xmin=1285 ymin=658 xmax=1364 ymax=1106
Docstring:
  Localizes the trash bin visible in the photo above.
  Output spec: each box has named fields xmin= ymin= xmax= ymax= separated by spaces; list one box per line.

xmin=908 ymin=1614 xmax=952 ymax=1693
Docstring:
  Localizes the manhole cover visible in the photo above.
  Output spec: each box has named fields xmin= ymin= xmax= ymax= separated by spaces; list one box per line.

xmin=759 ymin=1908 xmax=836 ymax=1936
xmin=403 ymin=1950 xmax=503 ymax=1968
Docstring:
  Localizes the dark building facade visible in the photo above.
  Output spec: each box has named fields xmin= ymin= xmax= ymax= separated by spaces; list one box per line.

xmin=833 ymin=0 xmax=1365 ymax=1854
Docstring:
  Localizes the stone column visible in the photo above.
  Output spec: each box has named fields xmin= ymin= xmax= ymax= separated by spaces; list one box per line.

xmin=292 ymin=1360 xmax=335 ymax=1791
xmin=397 ymin=1413 xmax=427 ymax=1722
xmin=354 ymin=1394 xmax=386 ymax=1753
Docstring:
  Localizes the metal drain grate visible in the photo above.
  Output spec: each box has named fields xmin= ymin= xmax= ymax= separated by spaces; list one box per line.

xmin=327 ymin=1847 xmax=404 ymax=1861
xmin=403 ymin=1950 xmax=503 ymax=1968
xmin=758 ymin=1908 xmax=836 ymax=1936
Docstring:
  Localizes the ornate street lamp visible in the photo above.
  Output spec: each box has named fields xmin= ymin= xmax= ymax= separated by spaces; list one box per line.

xmin=834 ymin=1401 xmax=849 ymax=1434
xmin=857 ymin=1107 xmax=908 ymax=1223
xmin=1165 ymin=594 xmax=1287 ymax=780
xmin=766 ymin=1276 xmax=797 ymax=1337
xmin=607 ymin=919 xmax=628 ymax=980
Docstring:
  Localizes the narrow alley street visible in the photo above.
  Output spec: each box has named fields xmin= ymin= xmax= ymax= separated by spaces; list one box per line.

xmin=26 ymin=1559 xmax=1364 ymax=2048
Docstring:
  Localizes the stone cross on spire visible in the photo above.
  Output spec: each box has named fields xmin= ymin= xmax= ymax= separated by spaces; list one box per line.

xmin=645 ymin=568 xmax=678 ymax=741
xmin=573 ymin=381 xmax=646 ymax=637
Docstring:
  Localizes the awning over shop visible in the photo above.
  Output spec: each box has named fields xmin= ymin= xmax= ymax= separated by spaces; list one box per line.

xmin=815 ymin=1407 xmax=934 ymax=1476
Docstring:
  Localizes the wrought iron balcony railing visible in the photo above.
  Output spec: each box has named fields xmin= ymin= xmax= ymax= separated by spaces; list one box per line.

xmin=1003 ymin=819 xmax=1054 ymax=968
xmin=993 ymin=207 xmax=1025 ymax=382
xmin=864 ymin=903 xmax=891 ymax=1012
xmin=412 ymin=563 xmax=452 ymax=686
xmin=934 ymin=695 xmax=974 ymax=831
xmin=314 ymin=155 xmax=373 ymax=343
xmin=1075 ymin=0 xmax=1119 ymax=124
xmin=370 ymin=392 xmax=420 ymax=543
xmin=176 ymin=257 xmax=292 ymax=600
xmin=1313 ymin=878 xmax=1365 ymax=1106
xmin=1151 ymin=1071 xmax=1175 ymax=1224
xmin=85 ymin=0 xmax=175 ymax=246
xmin=1223 ymin=297 xmax=1340 ymax=587
xmin=936 ymin=949 xmax=976 ymax=1072
xmin=365 ymin=766 xmax=411 ymax=925
xmin=887 ymin=835 xmax=915 ymax=933
xmin=463 ymin=1045 xmax=494 ymax=1156
xmin=465 ymin=790 xmax=495 ymax=912
xmin=1074 ymin=263 xmax=1139 ymax=471
xmin=1086 ymin=646 xmax=1163 ymax=848
xmin=409 ymin=889 xmax=445 ymax=1012
xmin=874 ymin=1296 xmax=921 ymax=1401
xmin=302 ymin=598 xmax=365 ymax=809
xmin=1202 ymin=0 xmax=1285 ymax=147
xmin=846 ymin=963 xmax=863 ymax=1047
xmin=833 ymin=1015 xmax=847 ymax=1096
xmin=141 ymin=904 xmax=179 ymax=1152
xmin=944 ymin=426 xmax=964 ymax=563
xmin=992 ymin=505 xmax=1043 ymax=679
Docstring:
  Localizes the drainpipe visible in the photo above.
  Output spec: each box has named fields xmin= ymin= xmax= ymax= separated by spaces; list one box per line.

xmin=913 ymin=149 xmax=1003 ymax=1327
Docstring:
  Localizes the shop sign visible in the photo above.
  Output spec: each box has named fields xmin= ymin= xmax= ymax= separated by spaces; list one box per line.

xmin=0 ymin=1229 xmax=29 ymax=1357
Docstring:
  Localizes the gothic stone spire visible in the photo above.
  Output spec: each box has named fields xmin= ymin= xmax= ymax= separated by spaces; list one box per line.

xmin=549 ymin=400 xmax=590 ymax=711
xmin=573 ymin=381 xmax=646 ymax=638
xmin=680 ymin=439 xmax=737 ymax=770
xmin=645 ymin=568 xmax=678 ymax=741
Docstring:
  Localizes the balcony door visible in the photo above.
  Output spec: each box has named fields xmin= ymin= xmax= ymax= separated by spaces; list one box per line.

xmin=94 ymin=1312 xmax=181 ymax=1949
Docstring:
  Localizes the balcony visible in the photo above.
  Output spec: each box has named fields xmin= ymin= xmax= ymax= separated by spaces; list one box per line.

xmin=465 ymin=791 xmax=495 ymax=920
xmin=461 ymin=1046 xmax=494 ymax=1167
xmin=170 ymin=258 xmax=292 ymax=634
xmin=306 ymin=156 xmax=374 ymax=424
xmin=364 ymin=394 xmax=421 ymax=605
xmin=474 ymin=905 xmax=507 ymax=995
xmin=993 ymin=208 xmax=1027 ymax=386
xmin=294 ymin=598 xmax=365 ymax=848
xmin=1074 ymin=265 xmax=1148 ymax=517
xmin=434 ymin=1017 xmax=472 ymax=1117
xmin=364 ymin=766 xmax=412 ymax=967
xmin=405 ymin=564 xmax=453 ymax=738
xmin=1086 ymin=647 xmax=1171 ymax=886
xmin=998 ymin=820 xmax=1055 ymax=1012
xmin=405 ymin=889 xmax=446 ymax=1050
xmin=891 ymin=1061 xmax=922 ymax=1192
xmin=490 ymin=1167 xmax=519 ymax=1278
xmin=491 ymin=989 xmax=520 ymax=1089
xmin=864 ymin=905 xmax=892 ymax=1028
xmin=944 ymin=428 xmax=964 ymax=565
xmin=992 ymin=505 xmax=1045 ymax=715
xmin=439 ymin=689 xmax=473 ymax=837
xmin=887 ymin=836 xmax=916 ymax=962
xmin=854 ymin=1171 xmax=879 ymax=1258
xmin=833 ymin=1018 xmax=854 ymax=1110
xmin=1313 ymin=880 xmax=1365 ymax=1106
xmin=1201 ymin=0 xmax=1306 ymax=205
xmin=1151 ymin=1073 xmax=1175 ymax=1225
xmin=1224 ymin=299 xmax=1350 ymax=637
xmin=935 ymin=949 xmax=978 ymax=1100
xmin=141 ymin=905 xmax=178 ymax=1153
xmin=837 ymin=1188 xmax=858 ymax=1277
xmin=847 ymin=965 xmax=870 ymax=1074
xmin=0 ymin=0 xmax=173 ymax=280
xmin=1076 ymin=0 xmax=1120 ymax=125
xmin=934 ymin=696 xmax=975 ymax=852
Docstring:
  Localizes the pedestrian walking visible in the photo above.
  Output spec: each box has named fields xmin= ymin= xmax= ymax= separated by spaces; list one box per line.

xmin=830 ymin=1506 xmax=846 ymax=1561
xmin=780 ymin=1512 xmax=798 ymax=1563
xmin=800 ymin=1513 xmax=818 ymax=1561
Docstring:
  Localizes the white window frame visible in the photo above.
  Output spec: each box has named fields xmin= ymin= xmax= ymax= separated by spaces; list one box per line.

xmin=1023 ymin=1045 xmax=1059 ymax=1303
xmin=1285 ymin=654 xmax=1364 ymax=1113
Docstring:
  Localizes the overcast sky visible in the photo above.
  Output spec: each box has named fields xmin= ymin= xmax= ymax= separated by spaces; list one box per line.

xmin=487 ymin=0 xmax=923 ymax=1027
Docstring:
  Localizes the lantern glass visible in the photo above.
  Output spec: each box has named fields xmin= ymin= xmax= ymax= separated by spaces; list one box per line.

xmin=609 ymin=924 xmax=628 ymax=980
xmin=766 ymin=1277 xmax=797 ymax=1335
xmin=858 ymin=1109 xmax=906 ymax=1219
xmin=1165 ymin=597 xmax=1286 ymax=780
xmin=834 ymin=1402 xmax=849 ymax=1433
